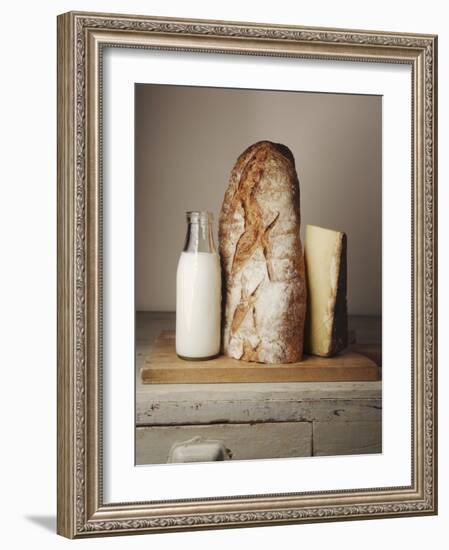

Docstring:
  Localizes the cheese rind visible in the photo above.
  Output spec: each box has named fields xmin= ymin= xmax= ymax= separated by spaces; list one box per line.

xmin=304 ymin=224 xmax=348 ymax=357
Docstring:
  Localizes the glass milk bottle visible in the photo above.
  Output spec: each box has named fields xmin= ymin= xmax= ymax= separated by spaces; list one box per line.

xmin=176 ymin=211 xmax=221 ymax=360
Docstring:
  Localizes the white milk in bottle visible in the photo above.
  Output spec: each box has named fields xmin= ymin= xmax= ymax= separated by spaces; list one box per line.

xmin=176 ymin=211 xmax=221 ymax=359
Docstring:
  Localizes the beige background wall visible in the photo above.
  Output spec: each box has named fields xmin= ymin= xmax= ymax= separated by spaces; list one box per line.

xmin=135 ymin=85 xmax=382 ymax=315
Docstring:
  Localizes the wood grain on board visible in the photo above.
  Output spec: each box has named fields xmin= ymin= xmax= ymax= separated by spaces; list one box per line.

xmin=140 ymin=331 xmax=379 ymax=384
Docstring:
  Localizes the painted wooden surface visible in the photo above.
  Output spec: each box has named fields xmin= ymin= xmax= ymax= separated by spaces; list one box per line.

xmin=140 ymin=331 xmax=379 ymax=384
xmin=136 ymin=422 xmax=313 ymax=465
xmin=313 ymin=421 xmax=382 ymax=456
xmin=136 ymin=392 xmax=382 ymax=426
xmin=136 ymin=381 xmax=381 ymax=425
xmin=135 ymin=313 xmax=382 ymax=463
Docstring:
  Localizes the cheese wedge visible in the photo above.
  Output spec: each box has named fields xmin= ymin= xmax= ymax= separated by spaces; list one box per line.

xmin=304 ymin=224 xmax=348 ymax=357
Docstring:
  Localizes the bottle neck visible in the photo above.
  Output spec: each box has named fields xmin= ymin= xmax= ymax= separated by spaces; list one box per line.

xmin=183 ymin=220 xmax=216 ymax=254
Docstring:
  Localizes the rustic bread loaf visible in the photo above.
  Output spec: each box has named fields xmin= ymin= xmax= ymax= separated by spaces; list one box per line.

xmin=219 ymin=141 xmax=306 ymax=364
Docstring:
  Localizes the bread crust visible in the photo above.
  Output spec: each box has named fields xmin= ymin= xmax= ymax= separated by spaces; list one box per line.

xmin=219 ymin=141 xmax=306 ymax=364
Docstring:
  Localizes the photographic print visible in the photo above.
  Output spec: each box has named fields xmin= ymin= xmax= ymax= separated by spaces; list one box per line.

xmin=57 ymin=11 xmax=436 ymax=537
xmin=135 ymin=84 xmax=382 ymax=465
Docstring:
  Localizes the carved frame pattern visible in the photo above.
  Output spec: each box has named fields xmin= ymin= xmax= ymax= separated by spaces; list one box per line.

xmin=57 ymin=11 xmax=437 ymax=538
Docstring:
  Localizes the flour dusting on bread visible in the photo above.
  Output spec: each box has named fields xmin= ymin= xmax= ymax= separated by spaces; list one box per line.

xmin=219 ymin=141 xmax=306 ymax=364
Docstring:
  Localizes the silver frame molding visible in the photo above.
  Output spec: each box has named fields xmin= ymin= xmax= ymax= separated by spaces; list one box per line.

xmin=57 ymin=11 xmax=438 ymax=538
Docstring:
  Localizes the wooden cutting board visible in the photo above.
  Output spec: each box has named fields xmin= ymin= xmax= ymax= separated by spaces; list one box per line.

xmin=140 ymin=331 xmax=379 ymax=384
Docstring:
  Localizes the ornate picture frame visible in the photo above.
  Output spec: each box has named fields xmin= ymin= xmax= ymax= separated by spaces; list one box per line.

xmin=57 ymin=11 xmax=437 ymax=538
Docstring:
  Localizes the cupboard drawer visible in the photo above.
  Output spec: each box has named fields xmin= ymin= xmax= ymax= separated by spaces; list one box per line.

xmin=136 ymin=422 xmax=312 ymax=464
xmin=313 ymin=420 xmax=381 ymax=456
